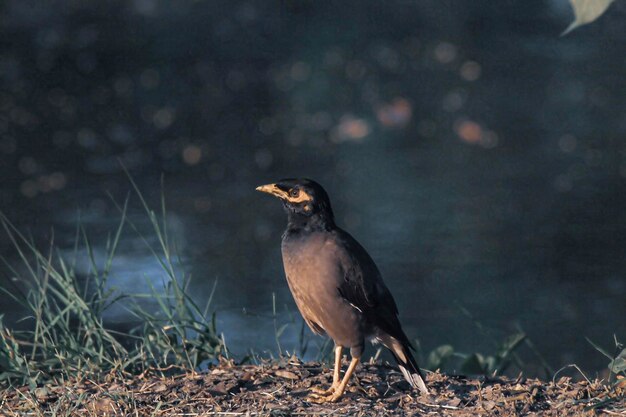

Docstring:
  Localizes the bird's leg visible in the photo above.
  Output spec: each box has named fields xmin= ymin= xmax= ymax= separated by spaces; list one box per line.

xmin=310 ymin=345 xmax=342 ymax=395
xmin=308 ymin=355 xmax=360 ymax=403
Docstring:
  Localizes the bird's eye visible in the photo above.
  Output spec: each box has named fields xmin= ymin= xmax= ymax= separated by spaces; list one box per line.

xmin=290 ymin=189 xmax=299 ymax=197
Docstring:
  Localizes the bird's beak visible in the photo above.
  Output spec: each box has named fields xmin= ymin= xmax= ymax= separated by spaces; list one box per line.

xmin=256 ymin=183 xmax=288 ymax=199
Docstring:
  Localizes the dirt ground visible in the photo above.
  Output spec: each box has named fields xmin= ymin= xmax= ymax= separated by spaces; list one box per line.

xmin=1 ymin=358 xmax=624 ymax=416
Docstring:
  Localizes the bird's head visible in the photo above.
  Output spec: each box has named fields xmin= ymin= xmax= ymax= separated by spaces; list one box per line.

xmin=256 ymin=178 xmax=335 ymax=229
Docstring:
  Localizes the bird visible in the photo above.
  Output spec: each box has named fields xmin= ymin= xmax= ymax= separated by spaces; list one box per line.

xmin=256 ymin=178 xmax=428 ymax=403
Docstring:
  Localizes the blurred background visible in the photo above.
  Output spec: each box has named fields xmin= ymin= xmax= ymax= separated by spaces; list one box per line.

xmin=0 ymin=0 xmax=625 ymax=375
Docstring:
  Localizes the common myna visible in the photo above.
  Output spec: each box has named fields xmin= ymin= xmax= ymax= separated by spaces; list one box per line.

xmin=256 ymin=178 xmax=428 ymax=403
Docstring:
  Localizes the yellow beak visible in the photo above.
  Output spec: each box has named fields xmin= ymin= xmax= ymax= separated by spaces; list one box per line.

xmin=255 ymin=183 xmax=289 ymax=199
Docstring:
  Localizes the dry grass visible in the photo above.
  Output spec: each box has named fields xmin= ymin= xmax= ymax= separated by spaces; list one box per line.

xmin=1 ymin=358 xmax=624 ymax=416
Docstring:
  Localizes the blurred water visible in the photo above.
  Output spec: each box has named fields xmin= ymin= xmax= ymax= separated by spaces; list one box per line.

xmin=1 ymin=0 xmax=625 ymax=375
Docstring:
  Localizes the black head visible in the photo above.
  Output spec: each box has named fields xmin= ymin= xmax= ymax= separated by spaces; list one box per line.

xmin=256 ymin=178 xmax=335 ymax=230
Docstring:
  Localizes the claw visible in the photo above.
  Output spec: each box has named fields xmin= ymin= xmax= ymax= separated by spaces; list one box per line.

xmin=309 ymin=384 xmax=337 ymax=396
xmin=307 ymin=356 xmax=360 ymax=404
xmin=307 ymin=392 xmax=342 ymax=403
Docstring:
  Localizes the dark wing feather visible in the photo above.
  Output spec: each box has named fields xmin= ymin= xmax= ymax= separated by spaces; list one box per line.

xmin=333 ymin=229 xmax=412 ymax=347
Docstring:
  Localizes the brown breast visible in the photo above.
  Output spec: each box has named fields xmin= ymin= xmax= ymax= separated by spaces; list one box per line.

xmin=281 ymin=232 xmax=364 ymax=347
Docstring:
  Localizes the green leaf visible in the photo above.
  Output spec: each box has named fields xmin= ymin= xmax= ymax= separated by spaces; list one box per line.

xmin=562 ymin=0 xmax=615 ymax=35
xmin=497 ymin=332 xmax=526 ymax=360
xmin=609 ymin=348 xmax=626 ymax=374
xmin=461 ymin=353 xmax=486 ymax=375
xmin=484 ymin=356 xmax=497 ymax=374
xmin=426 ymin=344 xmax=454 ymax=370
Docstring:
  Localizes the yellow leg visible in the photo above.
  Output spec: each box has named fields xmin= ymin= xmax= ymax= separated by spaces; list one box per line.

xmin=310 ymin=345 xmax=342 ymax=395
xmin=309 ymin=355 xmax=360 ymax=403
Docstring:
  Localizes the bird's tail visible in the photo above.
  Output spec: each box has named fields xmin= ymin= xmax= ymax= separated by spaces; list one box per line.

xmin=380 ymin=334 xmax=428 ymax=395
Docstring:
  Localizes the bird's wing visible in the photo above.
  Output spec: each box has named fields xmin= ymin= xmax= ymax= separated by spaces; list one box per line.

xmin=333 ymin=229 xmax=411 ymax=344
xmin=332 ymin=229 xmax=425 ymax=390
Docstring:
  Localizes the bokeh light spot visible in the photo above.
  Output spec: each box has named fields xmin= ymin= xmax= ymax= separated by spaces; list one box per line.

xmin=460 ymin=61 xmax=482 ymax=81
xmin=434 ymin=42 xmax=457 ymax=64
xmin=331 ymin=115 xmax=371 ymax=142
xmin=153 ymin=107 xmax=175 ymax=129
xmin=49 ymin=172 xmax=67 ymax=190
xmin=182 ymin=145 xmax=202 ymax=165
xmin=376 ymin=98 xmax=412 ymax=128
xmin=454 ymin=119 xmax=482 ymax=144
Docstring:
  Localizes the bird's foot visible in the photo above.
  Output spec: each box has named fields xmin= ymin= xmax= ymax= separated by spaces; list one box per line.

xmin=307 ymin=391 xmax=343 ymax=403
xmin=308 ymin=382 xmax=346 ymax=403
xmin=309 ymin=383 xmax=338 ymax=396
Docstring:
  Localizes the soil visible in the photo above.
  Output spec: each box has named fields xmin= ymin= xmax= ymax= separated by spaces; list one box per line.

xmin=1 ymin=358 xmax=624 ymax=416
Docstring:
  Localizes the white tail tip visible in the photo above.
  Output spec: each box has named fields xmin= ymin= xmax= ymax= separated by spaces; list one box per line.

xmin=399 ymin=365 xmax=429 ymax=395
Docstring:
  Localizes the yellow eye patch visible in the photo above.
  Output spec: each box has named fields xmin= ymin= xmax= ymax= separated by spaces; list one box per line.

xmin=286 ymin=189 xmax=313 ymax=204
